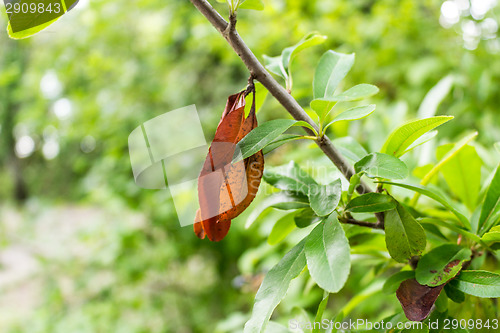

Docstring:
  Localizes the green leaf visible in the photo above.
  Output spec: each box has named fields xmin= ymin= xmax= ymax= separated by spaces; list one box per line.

xmin=244 ymin=82 xmax=268 ymax=115
xmin=294 ymin=208 xmax=321 ymax=228
xmin=313 ymin=50 xmax=355 ymax=99
xmin=377 ymin=181 xmax=471 ymax=229
xmin=245 ymin=191 xmax=309 ymax=228
xmin=235 ymin=119 xmax=316 ymax=162
xmin=478 ymin=165 xmax=500 ymax=233
xmin=268 ymin=213 xmax=296 ymax=245
xmin=448 ymin=270 xmax=500 ymax=298
xmin=308 ymin=179 xmax=342 ymax=216
xmin=444 ymin=283 xmax=466 ymax=303
xmin=381 ymin=116 xmax=454 ymax=157
xmin=282 ymin=33 xmax=327 ymax=72
xmin=262 ymin=134 xmax=304 ymax=155
xmin=383 ymin=270 xmax=416 ymax=294
xmin=305 ymin=215 xmax=351 ymax=293
xmin=312 ymin=293 xmax=330 ymax=333
xmin=415 ymin=244 xmax=472 ymax=287
xmin=263 ymin=55 xmax=287 ymax=79
xmin=346 ymin=193 xmax=396 ymax=213
xmin=481 ymin=225 xmax=500 ymax=243
xmin=354 ymin=152 xmax=409 ymax=180
xmin=244 ymin=239 xmax=307 ymax=333
xmin=323 ymin=104 xmax=376 ymax=131
xmin=403 ymin=130 xmax=438 ymax=155
xmin=238 ymin=0 xmax=265 ymax=10
xmin=264 ymin=33 xmax=326 ymax=90
xmin=436 ymin=144 xmax=482 ymax=211
xmin=332 ymin=137 xmax=368 ymax=162
xmin=263 ymin=161 xmax=317 ymax=196
xmin=7 ymin=0 xmax=78 ymax=39
xmin=385 ymin=203 xmax=426 ymax=263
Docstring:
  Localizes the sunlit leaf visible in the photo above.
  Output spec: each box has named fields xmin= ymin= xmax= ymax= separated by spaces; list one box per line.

xmin=323 ymin=104 xmax=376 ymax=131
xmin=436 ymin=144 xmax=482 ymax=211
xmin=354 ymin=152 xmax=408 ymax=180
xmin=478 ymin=165 xmax=500 ymax=233
xmin=268 ymin=212 xmax=296 ymax=245
xmin=381 ymin=116 xmax=454 ymax=157
xmin=313 ymin=50 xmax=355 ymax=99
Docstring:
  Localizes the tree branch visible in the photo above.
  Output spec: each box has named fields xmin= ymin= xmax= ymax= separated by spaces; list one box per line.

xmin=189 ymin=0 xmax=373 ymax=195
xmin=340 ymin=217 xmax=385 ymax=230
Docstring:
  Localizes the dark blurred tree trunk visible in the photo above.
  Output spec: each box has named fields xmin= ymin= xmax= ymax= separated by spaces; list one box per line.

xmin=0 ymin=40 xmax=29 ymax=203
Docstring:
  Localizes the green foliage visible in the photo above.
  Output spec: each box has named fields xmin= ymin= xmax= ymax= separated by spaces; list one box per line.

xmin=449 ymin=271 xmax=500 ymax=298
xmin=345 ymin=193 xmax=396 ymax=213
xmin=244 ymin=239 xmax=307 ymax=333
xmin=305 ymin=215 xmax=351 ymax=293
xmin=415 ymin=244 xmax=472 ymax=287
xmin=381 ymin=116 xmax=453 ymax=157
xmin=478 ymin=165 xmax=500 ymax=234
xmin=308 ymin=179 xmax=341 ymax=217
xmin=354 ymin=152 xmax=409 ymax=180
xmin=384 ymin=203 xmax=427 ymax=263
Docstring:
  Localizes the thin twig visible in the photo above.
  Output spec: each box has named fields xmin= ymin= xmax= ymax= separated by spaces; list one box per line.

xmin=189 ymin=0 xmax=374 ymax=195
xmin=340 ymin=217 xmax=384 ymax=230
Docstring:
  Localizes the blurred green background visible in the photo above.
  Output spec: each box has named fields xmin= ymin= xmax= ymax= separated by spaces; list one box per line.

xmin=0 ymin=0 xmax=499 ymax=332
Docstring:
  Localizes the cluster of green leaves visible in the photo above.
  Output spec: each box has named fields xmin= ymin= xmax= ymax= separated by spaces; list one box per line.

xmin=236 ymin=40 xmax=500 ymax=332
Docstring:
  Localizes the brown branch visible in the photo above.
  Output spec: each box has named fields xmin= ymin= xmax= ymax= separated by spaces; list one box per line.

xmin=340 ymin=217 xmax=384 ymax=230
xmin=189 ymin=0 xmax=373 ymax=195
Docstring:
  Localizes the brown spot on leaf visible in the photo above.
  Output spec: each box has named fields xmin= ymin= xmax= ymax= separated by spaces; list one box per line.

xmin=444 ymin=259 xmax=461 ymax=273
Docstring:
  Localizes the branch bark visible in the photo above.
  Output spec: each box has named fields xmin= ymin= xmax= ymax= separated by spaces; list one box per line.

xmin=189 ymin=0 xmax=373 ymax=195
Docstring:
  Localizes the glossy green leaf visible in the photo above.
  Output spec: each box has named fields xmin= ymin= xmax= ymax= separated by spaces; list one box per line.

xmin=377 ymin=181 xmax=471 ymax=229
xmin=481 ymin=225 xmax=500 ymax=243
xmin=381 ymin=116 xmax=454 ymax=157
xmin=268 ymin=213 xmax=296 ymax=245
xmin=383 ymin=270 xmax=416 ymax=294
xmin=294 ymin=208 xmax=321 ymax=228
xmin=263 ymin=161 xmax=317 ymax=196
xmin=262 ymin=134 xmax=304 ymax=155
xmin=332 ymin=137 xmax=368 ymax=162
xmin=478 ymin=165 xmax=500 ymax=233
xmin=305 ymin=215 xmax=351 ymax=293
xmin=235 ymin=119 xmax=316 ymax=162
xmin=403 ymin=130 xmax=438 ymax=155
xmin=436 ymin=144 xmax=482 ymax=211
xmin=244 ymin=239 xmax=307 ymax=333
xmin=7 ymin=0 xmax=79 ymax=39
xmin=448 ymin=270 xmax=500 ymax=298
xmin=323 ymin=104 xmax=376 ymax=131
xmin=416 ymin=244 xmax=472 ymax=287
xmin=313 ymin=50 xmax=355 ymax=99
xmin=308 ymin=179 xmax=342 ymax=216
xmin=385 ymin=203 xmax=426 ymax=263
xmin=346 ymin=193 xmax=396 ymax=213
xmin=354 ymin=152 xmax=409 ymax=180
